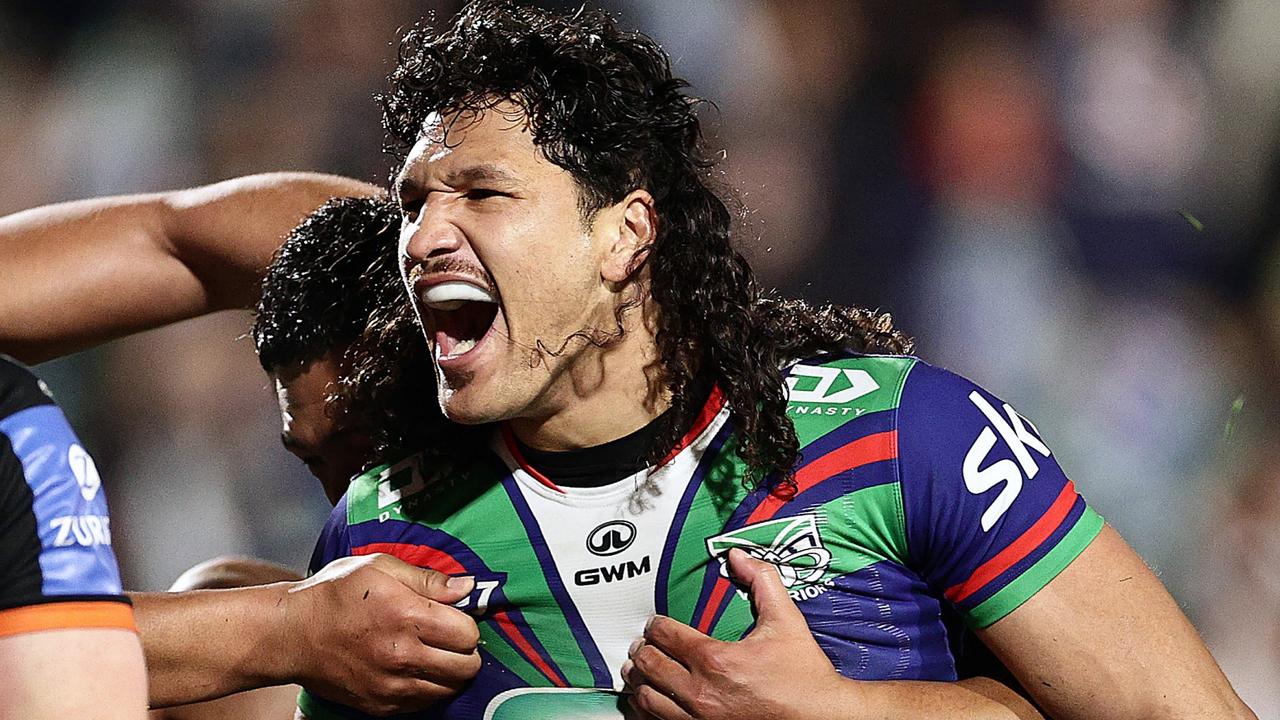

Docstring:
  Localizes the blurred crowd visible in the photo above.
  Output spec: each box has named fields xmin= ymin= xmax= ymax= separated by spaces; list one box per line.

xmin=2 ymin=0 xmax=1277 ymax=714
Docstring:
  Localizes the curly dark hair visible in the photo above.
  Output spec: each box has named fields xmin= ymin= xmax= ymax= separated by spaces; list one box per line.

xmin=378 ymin=1 xmax=912 ymax=488
xmin=252 ymin=196 xmax=403 ymax=374
xmin=338 ymin=250 xmax=445 ymax=460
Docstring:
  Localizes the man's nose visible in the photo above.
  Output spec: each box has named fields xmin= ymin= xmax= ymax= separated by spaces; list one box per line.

xmin=400 ymin=204 xmax=466 ymax=261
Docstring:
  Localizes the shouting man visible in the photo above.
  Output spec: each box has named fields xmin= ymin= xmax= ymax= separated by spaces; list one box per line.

xmin=301 ymin=3 xmax=1253 ymax=720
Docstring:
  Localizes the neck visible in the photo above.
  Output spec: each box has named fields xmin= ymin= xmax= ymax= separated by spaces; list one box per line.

xmin=508 ymin=308 xmax=667 ymax=451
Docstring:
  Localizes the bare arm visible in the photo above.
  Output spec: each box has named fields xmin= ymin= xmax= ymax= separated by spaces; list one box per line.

xmin=979 ymin=524 xmax=1255 ymax=720
xmin=132 ymin=583 xmax=295 ymax=708
xmin=0 ymin=628 xmax=148 ymax=720
xmin=0 ymin=172 xmax=379 ymax=363
xmin=134 ymin=554 xmax=481 ymax=714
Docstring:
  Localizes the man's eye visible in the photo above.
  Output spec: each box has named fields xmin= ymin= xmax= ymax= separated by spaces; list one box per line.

xmin=400 ymin=197 xmax=424 ymax=222
xmin=465 ymin=188 xmax=505 ymax=200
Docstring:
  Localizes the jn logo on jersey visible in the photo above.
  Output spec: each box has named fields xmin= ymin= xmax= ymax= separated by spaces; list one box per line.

xmin=706 ymin=514 xmax=834 ymax=601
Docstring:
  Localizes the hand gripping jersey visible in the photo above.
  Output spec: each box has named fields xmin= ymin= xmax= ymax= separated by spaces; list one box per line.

xmin=300 ymin=355 xmax=1103 ymax=719
xmin=0 ymin=356 xmax=134 ymax=637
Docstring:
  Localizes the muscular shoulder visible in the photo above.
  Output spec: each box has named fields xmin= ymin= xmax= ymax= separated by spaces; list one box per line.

xmin=784 ymin=352 xmax=917 ymax=449
xmin=328 ymin=447 xmax=502 ymax=540
xmin=893 ymin=360 xmax=1101 ymax=627
xmin=344 ymin=450 xmax=449 ymax=524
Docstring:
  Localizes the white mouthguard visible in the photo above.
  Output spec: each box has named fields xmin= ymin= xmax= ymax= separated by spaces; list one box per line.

xmin=420 ymin=281 xmax=498 ymax=311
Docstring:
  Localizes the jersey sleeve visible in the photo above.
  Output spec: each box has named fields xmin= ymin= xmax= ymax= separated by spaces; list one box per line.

xmin=299 ymin=492 xmax=381 ymax=719
xmin=896 ymin=361 xmax=1103 ymax=628
xmin=308 ymin=493 xmax=353 ymax=575
xmin=0 ymin=358 xmax=134 ymax=638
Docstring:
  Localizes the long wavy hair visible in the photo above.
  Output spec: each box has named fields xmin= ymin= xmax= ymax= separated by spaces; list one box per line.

xmin=375 ymin=1 xmax=912 ymax=489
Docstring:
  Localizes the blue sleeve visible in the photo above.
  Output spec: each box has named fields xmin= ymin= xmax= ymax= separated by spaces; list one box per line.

xmin=308 ymin=494 xmax=353 ymax=575
xmin=0 ymin=372 xmax=125 ymax=608
xmin=896 ymin=361 xmax=1103 ymax=628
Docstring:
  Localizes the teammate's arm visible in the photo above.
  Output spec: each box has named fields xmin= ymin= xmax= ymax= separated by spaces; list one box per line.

xmin=0 ymin=629 xmax=147 ymax=720
xmin=134 ymin=553 xmax=481 ymax=713
xmin=0 ymin=359 xmax=147 ymax=719
xmin=0 ymin=173 xmax=379 ymax=363
xmin=978 ymin=524 xmax=1253 ymax=719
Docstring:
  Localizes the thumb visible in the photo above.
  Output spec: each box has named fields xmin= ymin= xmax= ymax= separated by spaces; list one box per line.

xmin=371 ymin=553 xmax=475 ymax=603
xmin=727 ymin=548 xmax=805 ymax=629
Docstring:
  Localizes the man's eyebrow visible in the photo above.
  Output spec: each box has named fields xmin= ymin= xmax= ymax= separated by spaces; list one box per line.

xmin=443 ymin=164 xmax=519 ymax=186
xmin=395 ymin=164 xmax=518 ymax=202
xmin=395 ymin=175 xmax=425 ymax=200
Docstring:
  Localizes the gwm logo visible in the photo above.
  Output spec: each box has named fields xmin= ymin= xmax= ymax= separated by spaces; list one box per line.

xmin=706 ymin=514 xmax=834 ymax=601
xmin=586 ymin=520 xmax=636 ymax=557
xmin=577 ymin=520 xmax=648 ymax=586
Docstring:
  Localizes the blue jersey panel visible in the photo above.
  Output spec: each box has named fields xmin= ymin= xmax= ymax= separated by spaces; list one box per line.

xmin=309 ymin=494 xmax=353 ymax=575
xmin=896 ymin=361 xmax=1094 ymax=621
xmin=0 ymin=405 xmax=123 ymax=597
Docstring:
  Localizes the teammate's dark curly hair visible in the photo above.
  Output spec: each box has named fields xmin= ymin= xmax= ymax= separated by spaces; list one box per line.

xmin=253 ymin=194 xmax=446 ymax=465
xmin=338 ymin=246 xmax=449 ymax=461
xmin=253 ymin=196 xmax=403 ymax=374
xmin=379 ymin=1 xmax=911 ymax=488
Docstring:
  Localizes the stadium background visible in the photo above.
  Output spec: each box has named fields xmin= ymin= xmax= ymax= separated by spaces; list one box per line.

xmin=2 ymin=0 xmax=1277 ymax=713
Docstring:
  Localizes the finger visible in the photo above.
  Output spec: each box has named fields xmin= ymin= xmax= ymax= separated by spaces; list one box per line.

xmin=404 ymin=602 xmax=481 ymax=654
xmin=726 ymin=547 xmax=805 ymax=628
xmin=400 ymin=644 xmax=483 ymax=686
xmin=624 ymin=642 xmax=694 ymax=700
xmin=643 ymin=615 xmax=717 ymax=665
xmin=353 ymin=675 xmax=469 ymax=715
xmin=628 ymin=684 xmax=696 ymax=720
xmin=371 ymin=553 xmax=475 ymax=603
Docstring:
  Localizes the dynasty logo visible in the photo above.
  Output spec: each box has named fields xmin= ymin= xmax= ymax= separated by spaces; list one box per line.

xmin=705 ymin=514 xmax=834 ymax=601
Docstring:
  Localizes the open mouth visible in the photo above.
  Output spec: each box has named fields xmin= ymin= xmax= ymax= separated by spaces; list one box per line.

xmin=420 ymin=281 xmax=501 ymax=361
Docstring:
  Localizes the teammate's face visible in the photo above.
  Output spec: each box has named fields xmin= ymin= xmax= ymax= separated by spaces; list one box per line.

xmin=395 ymin=104 xmax=644 ymax=429
xmin=274 ymin=355 xmax=373 ymax=504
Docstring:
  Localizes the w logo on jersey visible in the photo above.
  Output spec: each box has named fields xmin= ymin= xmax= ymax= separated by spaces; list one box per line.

xmin=705 ymin=514 xmax=833 ymax=591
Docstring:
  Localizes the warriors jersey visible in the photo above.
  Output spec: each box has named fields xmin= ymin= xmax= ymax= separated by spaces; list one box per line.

xmin=300 ymin=355 xmax=1102 ymax=719
xmin=0 ymin=356 xmax=134 ymax=637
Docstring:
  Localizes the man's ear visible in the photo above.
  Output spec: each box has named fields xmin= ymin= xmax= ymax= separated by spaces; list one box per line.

xmin=601 ymin=189 xmax=656 ymax=284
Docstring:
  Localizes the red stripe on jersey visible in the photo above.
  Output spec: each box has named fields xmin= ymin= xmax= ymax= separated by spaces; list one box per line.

xmin=696 ymin=576 xmax=733 ymax=635
xmin=354 ymin=543 xmax=569 ymax=687
xmin=658 ymin=386 xmax=727 ymax=466
xmin=748 ymin=430 xmax=898 ymax=524
xmin=501 ymin=425 xmax=566 ymax=493
xmin=353 ymin=542 xmax=467 ymax=576
xmin=944 ymin=480 xmax=1079 ymax=604
xmin=492 ymin=610 xmax=568 ymax=687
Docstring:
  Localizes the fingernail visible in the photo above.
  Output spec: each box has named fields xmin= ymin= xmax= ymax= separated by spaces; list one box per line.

xmin=620 ymin=659 xmax=633 ymax=679
xmin=628 ymin=638 xmax=643 ymax=656
xmin=447 ymin=575 xmax=475 ymax=592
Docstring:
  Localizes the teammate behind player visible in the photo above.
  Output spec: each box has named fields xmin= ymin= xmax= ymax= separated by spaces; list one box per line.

xmin=301 ymin=3 xmax=1254 ymax=718
xmin=0 ymin=178 xmax=481 ymax=715
xmin=0 ymin=357 xmax=147 ymax=719
xmin=251 ymin=195 xmax=435 ymax=503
